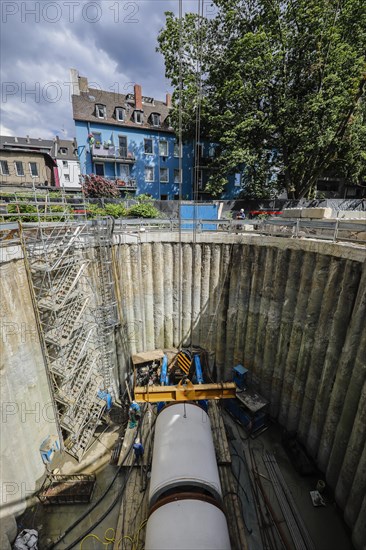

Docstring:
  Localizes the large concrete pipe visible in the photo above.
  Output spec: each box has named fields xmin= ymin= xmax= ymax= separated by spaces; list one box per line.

xmin=145 ymin=496 xmax=231 ymax=550
xmin=148 ymin=403 xmax=222 ymax=507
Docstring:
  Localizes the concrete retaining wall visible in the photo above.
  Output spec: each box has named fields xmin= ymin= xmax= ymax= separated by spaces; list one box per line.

xmin=113 ymin=233 xmax=365 ymax=549
xmin=0 ymin=231 xmax=364 ymax=549
xmin=0 ymin=258 xmax=58 ymax=522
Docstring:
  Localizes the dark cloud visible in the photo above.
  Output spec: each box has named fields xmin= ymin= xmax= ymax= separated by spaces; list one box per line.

xmin=0 ymin=0 xmax=200 ymax=138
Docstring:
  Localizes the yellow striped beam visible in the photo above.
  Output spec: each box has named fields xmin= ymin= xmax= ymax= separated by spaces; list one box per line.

xmin=134 ymin=380 xmax=236 ymax=403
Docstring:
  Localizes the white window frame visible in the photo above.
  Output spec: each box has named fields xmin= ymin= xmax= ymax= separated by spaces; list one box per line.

xmin=29 ymin=162 xmax=39 ymax=177
xmin=159 ymin=140 xmax=168 ymax=157
xmin=174 ymin=168 xmax=182 ymax=184
xmin=174 ymin=141 xmax=182 ymax=157
xmin=64 ymin=174 xmax=70 ymax=182
xmin=14 ymin=161 xmax=24 ymax=176
xmin=145 ymin=166 xmax=154 ymax=182
xmin=96 ymin=104 xmax=106 ymax=119
xmin=160 ymin=167 xmax=169 ymax=183
xmin=144 ymin=138 xmax=153 ymax=155
xmin=62 ymin=160 xmax=68 ymax=168
xmin=234 ymin=173 xmax=242 ymax=187
xmin=0 ymin=160 xmax=9 ymax=175
xmin=151 ymin=113 xmax=161 ymax=127
xmin=134 ymin=110 xmax=143 ymax=124
xmin=116 ymin=107 xmax=125 ymax=122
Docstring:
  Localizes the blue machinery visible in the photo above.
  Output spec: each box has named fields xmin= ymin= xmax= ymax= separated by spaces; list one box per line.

xmin=134 ymin=350 xmax=236 ymax=403
xmin=224 ymin=365 xmax=269 ymax=437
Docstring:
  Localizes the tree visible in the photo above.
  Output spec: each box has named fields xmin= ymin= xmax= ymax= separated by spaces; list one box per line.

xmin=157 ymin=0 xmax=366 ymax=198
xmin=82 ymin=174 xmax=119 ymax=198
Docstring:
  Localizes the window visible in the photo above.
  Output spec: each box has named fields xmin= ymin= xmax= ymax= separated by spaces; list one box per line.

xmin=29 ymin=162 xmax=38 ymax=177
xmin=96 ymin=104 xmax=107 ymax=119
xmin=60 ymin=147 xmax=68 ymax=155
xmin=144 ymin=138 xmax=153 ymax=155
xmin=174 ymin=141 xmax=182 ymax=157
xmin=234 ymin=173 xmax=241 ymax=187
xmin=160 ymin=194 xmax=168 ymax=200
xmin=174 ymin=169 xmax=182 ymax=184
xmin=118 ymin=136 xmax=127 ymax=157
xmin=95 ymin=163 xmax=104 ymax=176
xmin=151 ymin=113 xmax=161 ymax=127
xmin=160 ymin=167 xmax=169 ymax=183
xmin=115 ymin=107 xmax=125 ymax=122
xmin=93 ymin=132 xmax=102 ymax=148
xmin=159 ymin=140 xmax=168 ymax=157
xmin=145 ymin=166 xmax=154 ymax=182
xmin=134 ymin=110 xmax=143 ymax=124
xmin=196 ymin=143 xmax=204 ymax=158
xmin=62 ymin=160 xmax=68 ymax=167
xmin=0 ymin=160 xmax=9 ymax=175
xmin=64 ymin=174 xmax=70 ymax=182
xmin=197 ymin=170 xmax=203 ymax=189
xmin=14 ymin=161 xmax=24 ymax=176
xmin=119 ymin=164 xmax=130 ymax=180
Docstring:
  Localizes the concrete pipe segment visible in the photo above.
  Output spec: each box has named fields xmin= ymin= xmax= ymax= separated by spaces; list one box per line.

xmin=148 ymin=402 xmax=222 ymax=507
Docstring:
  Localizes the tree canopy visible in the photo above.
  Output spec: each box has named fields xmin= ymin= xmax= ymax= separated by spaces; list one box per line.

xmin=157 ymin=0 xmax=366 ymax=198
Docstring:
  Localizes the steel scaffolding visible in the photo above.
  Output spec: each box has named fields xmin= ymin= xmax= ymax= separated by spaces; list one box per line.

xmin=20 ymin=204 xmax=119 ymax=461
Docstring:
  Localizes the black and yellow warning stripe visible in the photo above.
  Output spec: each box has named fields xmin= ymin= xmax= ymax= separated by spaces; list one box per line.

xmin=177 ymin=351 xmax=192 ymax=374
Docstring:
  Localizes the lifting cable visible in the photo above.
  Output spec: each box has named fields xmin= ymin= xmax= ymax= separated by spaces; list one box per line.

xmin=190 ymin=0 xmax=205 ymax=353
xmin=177 ymin=0 xmax=183 ymax=348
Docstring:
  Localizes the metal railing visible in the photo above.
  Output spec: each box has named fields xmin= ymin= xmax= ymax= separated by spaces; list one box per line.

xmin=1 ymin=216 xmax=365 ymax=247
xmin=91 ymin=145 xmax=135 ymax=161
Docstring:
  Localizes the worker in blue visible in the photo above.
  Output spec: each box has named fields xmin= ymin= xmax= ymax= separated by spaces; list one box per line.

xmin=236 ymin=209 xmax=246 ymax=219
xmin=128 ymin=400 xmax=141 ymax=428
xmin=133 ymin=440 xmax=144 ymax=464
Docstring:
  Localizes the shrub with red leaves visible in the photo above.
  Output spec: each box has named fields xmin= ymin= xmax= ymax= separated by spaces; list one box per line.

xmin=82 ymin=174 xmax=119 ymax=198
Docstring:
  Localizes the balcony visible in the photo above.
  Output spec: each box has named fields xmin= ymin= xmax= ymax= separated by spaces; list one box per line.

xmin=91 ymin=145 xmax=135 ymax=162
xmin=105 ymin=177 xmax=137 ymax=190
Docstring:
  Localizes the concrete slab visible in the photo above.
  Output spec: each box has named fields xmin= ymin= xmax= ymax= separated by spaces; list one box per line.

xmin=302 ymin=207 xmax=333 ymax=219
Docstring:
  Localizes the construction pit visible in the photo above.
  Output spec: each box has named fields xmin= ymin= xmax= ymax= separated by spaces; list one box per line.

xmin=0 ymin=220 xmax=365 ymax=550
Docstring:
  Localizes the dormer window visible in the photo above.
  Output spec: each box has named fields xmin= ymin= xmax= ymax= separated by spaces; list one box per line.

xmin=151 ymin=113 xmax=161 ymax=127
xmin=60 ymin=147 xmax=68 ymax=155
xmin=134 ymin=110 xmax=143 ymax=124
xmin=115 ymin=107 xmax=125 ymax=122
xmin=96 ymin=104 xmax=107 ymax=119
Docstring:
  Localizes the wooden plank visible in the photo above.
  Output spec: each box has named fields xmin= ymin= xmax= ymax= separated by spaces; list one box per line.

xmin=219 ymin=465 xmax=249 ymax=550
xmin=208 ymin=401 xmax=231 ymax=465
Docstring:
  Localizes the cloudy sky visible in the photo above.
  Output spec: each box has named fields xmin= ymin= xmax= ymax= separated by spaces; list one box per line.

xmin=1 ymin=0 xmax=210 ymax=139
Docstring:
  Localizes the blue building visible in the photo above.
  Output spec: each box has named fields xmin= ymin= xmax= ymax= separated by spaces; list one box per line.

xmin=71 ymin=70 xmax=194 ymax=200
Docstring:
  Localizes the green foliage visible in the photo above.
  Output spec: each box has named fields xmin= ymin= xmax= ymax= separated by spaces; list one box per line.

xmin=136 ymin=194 xmax=154 ymax=203
xmin=7 ymin=203 xmax=38 ymax=222
xmin=127 ymin=202 xmax=161 ymax=219
xmin=158 ymin=0 xmax=366 ymax=198
xmin=104 ymin=203 xmax=128 ymax=218
xmin=86 ymin=203 xmax=106 ymax=219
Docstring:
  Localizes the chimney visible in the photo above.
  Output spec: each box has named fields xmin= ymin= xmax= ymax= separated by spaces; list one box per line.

xmin=70 ymin=68 xmax=80 ymax=96
xmin=134 ymin=84 xmax=142 ymax=110
xmin=79 ymin=76 xmax=89 ymax=93
xmin=166 ymin=93 xmax=172 ymax=108
xmin=26 ymin=135 xmax=30 ymax=143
